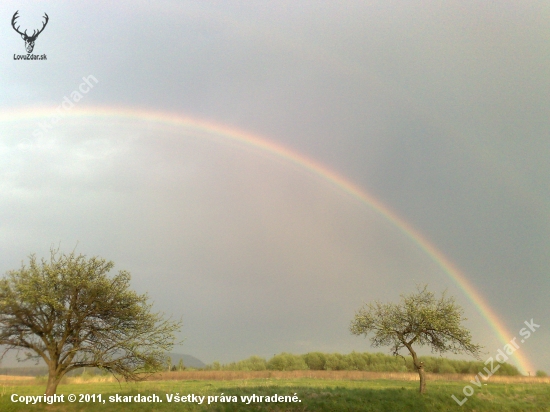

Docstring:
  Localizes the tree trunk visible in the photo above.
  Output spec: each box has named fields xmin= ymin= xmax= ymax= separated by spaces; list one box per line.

xmin=417 ymin=362 xmax=426 ymax=394
xmin=46 ymin=375 xmax=62 ymax=396
xmin=46 ymin=365 xmax=63 ymax=396
xmin=404 ymin=343 xmax=426 ymax=394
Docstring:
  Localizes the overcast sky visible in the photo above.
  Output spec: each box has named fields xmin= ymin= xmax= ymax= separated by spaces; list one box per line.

xmin=1 ymin=1 xmax=549 ymax=374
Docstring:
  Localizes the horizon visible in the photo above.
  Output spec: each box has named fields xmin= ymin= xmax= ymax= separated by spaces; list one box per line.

xmin=1 ymin=1 xmax=548 ymax=376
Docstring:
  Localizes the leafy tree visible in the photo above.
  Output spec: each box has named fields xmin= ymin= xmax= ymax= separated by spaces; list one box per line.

xmin=177 ymin=358 xmax=185 ymax=371
xmin=267 ymin=353 xmax=308 ymax=371
xmin=350 ymin=285 xmax=482 ymax=393
xmin=238 ymin=355 xmax=267 ymax=371
xmin=302 ymin=352 xmax=326 ymax=370
xmin=0 ymin=249 xmax=181 ymax=395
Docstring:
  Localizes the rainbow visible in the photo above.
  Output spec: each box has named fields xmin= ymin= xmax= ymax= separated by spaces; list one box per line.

xmin=0 ymin=106 xmax=534 ymax=374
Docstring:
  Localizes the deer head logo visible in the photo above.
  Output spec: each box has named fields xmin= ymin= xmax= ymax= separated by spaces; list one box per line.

xmin=11 ymin=11 xmax=49 ymax=54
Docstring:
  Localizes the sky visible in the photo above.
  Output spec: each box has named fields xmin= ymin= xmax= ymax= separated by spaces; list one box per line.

xmin=0 ymin=1 xmax=548 ymax=374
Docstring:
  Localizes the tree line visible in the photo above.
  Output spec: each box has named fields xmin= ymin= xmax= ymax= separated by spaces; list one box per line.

xmin=3 ymin=249 xmax=544 ymax=398
xmin=203 ymin=351 xmax=521 ymax=375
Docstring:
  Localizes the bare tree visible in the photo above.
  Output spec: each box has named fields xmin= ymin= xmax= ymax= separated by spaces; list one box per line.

xmin=0 ymin=249 xmax=181 ymax=395
xmin=350 ymin=285 xmax=482 ymax=393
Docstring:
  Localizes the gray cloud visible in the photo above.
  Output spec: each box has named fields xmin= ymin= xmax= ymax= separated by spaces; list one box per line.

xmin=1 ymin=1 xmax=548 ymax=372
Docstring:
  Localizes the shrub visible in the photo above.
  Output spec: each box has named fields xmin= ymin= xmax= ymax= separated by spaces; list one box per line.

xmin=231 ymin=356 xmax=267 ymax=371
xmin=302 ymin=352 xmax=326 ymax=370
xmin=324 ymin=353 xmax=346 ymax=370
xmin=203 ymin=351 xmax=519 ymax=375
xmin=345 ymin=351 xmax=368 ymax=371
xmin=267 ymin=353 xmax=308 ymax=371
xmin=437 ymin=360 xmax=456 ymax=374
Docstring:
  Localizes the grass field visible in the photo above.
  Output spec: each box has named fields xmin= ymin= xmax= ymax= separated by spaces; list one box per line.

xmin=1 ymin=371 xmax=548 ymax=411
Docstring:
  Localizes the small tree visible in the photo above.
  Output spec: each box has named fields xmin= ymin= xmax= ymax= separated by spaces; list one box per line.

xmin=350 ymin=285 xmax=482 ymax=393
xmin=177 ymin=358 xmax=185 ymax=371
xmin=0 ymin=249 xmax=181 ymax=395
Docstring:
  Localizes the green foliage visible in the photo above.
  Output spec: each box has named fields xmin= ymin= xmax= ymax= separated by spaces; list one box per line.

xmin=0 ymin=249 xmax=181 ymax=394
xmin=350 ymin=286 xmax=482 ymax=360
xmin=207 ymin=361 xmax=221 ymax=371
xmin=350 ymin=285 xmax=483 ymax=392
xmin=204 ymin=351 xmax=520 ymax=375
xmin=177 ymin=359 xmax=185 ymax=371
xmin=210 ymin=356 xmax=268 ymax=371
xmin=302 ymin=352 xmax=327 ymax=370
xmin=323 ymin=353 xmax=346 ymax=370
xmin=536 ymin=370 xmax=547 ymax=377
xmin=418 ymin=357 xmax=453 ymax=374
xmin=419 ymin=354 xmax=522 ymax=376
xmin=267 ymin=353 xmax=308 ymax=371
xmin=494 ymin=362 xmax=521 ymax=376
xmin=240 ymin=355 xmax=267 ymax=371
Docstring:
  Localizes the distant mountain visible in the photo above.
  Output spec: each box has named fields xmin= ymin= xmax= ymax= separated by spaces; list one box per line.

xmin=167 ymin=353 xmax=205 ymax=369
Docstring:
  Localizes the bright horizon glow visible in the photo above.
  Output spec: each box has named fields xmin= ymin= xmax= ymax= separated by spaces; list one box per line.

xmin=0 ymin=105 xmax=535 ymax=374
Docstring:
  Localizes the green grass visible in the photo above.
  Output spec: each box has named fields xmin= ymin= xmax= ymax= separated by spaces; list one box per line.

xmin=1 ymin=378 xmax=549 ymax=411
